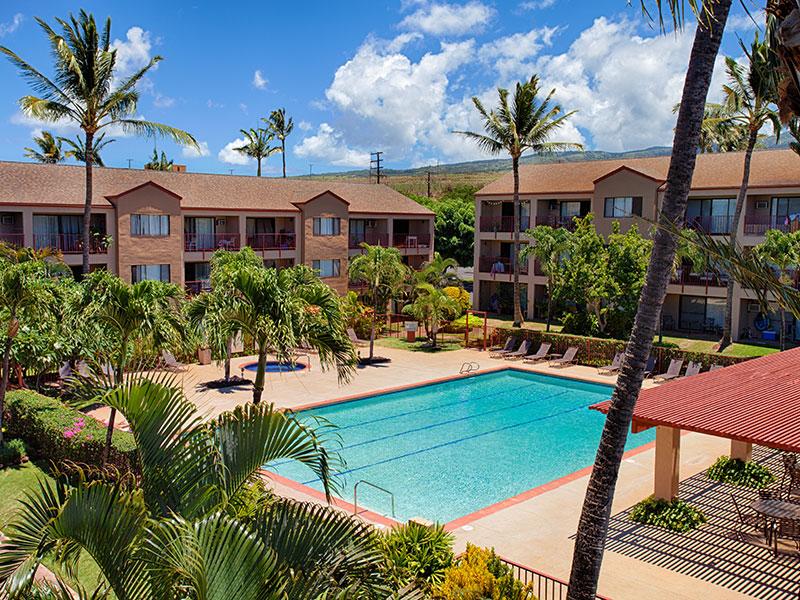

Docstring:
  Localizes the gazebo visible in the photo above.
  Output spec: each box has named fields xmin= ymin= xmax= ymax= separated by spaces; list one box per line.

xmin=592 ymin=347 xmax=800 ymax=500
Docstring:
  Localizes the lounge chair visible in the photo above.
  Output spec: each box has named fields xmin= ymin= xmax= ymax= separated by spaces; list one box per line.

xmin=347 ymin=327 xmax=369 ymax=347
xmin=653 ymin=359 xmax=683 ymax=383
xmin=489 ymin=336 xmax=518 ymax=359
xmin=709 ymin=363 xmax=723 ymax=372
xmin=549 ymin=346 xmax=579 ymax=368
xmin=503 ymin=340 xmax=531 ymax=361
xmin=684 ymin=361 xmax=702 ymax=377
xmin=643 ymin=355 xmax=656 ymax=378
xmin=161 ymin=350 xmax=189 ymax=372
xmin=522 ymin=342 xmax=552 ymax=364
xmin=598 ymin=352 xmax=623 ymax=375
xmin=58 ymin=361 xmax=73 ymax=380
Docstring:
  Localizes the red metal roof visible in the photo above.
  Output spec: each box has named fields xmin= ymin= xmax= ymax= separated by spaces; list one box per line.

xmin=591 ymin=347 xmax=800 ymax=452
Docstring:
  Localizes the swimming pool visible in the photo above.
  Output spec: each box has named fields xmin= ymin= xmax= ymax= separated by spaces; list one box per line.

xmin=269 ymin=369 xmax=654 ymax=524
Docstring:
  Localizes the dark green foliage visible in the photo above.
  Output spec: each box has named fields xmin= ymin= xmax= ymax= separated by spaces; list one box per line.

xmin=630 ymin=496 xmax=707 ymax=532
xmin=0 ymin=439 xmax=26 ymax=466
xmin=380 ymin=521 xmax=454 ymax=591
xmin=226 ymin=477 xmax=276 ymax=524
xmin=410 ymin=187 xmax=476 ymax=267
xmin=706 ymin=456 xmax=775 ymax=488
xmin=5 ymin=389 xmax=137 ymax=473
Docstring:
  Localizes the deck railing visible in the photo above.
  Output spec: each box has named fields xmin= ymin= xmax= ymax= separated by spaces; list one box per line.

xmin=685 ymin=214 xmax=733 ymax=235
xmin=33 ymin=233 xmax=108 ymax=254
xmin=184 ymin=280 xmax=211 ymax=296
xmin=743 ymin=214 xmax=797 ymax=235
xmin=497 ymin=556 xmax=612 ymax=600
xmin=246 ymin=232 xmax=296 ymax=251
xmin=184 ymin=232 xmax=241 ymax=252
xmin=479 ymin=215 xmax=530 ymax=233
xmin=393 ymin=233 xmax=431 ymax=249
xmin=669 ymin=270 xmax=728 ymax=290
xmin=0 ymin=232 xmax=24 ymax=246
xmin=534 ymin=215 xmax=578 ymax=230
xmin=478 ymin=255 xmax=529 ymax=276
xmin=349 ymin=232 xmax=389 ymax=248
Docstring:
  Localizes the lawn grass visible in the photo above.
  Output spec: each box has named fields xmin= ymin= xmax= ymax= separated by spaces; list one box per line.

xmin=376 ymin=336 xmax=463 ymax=352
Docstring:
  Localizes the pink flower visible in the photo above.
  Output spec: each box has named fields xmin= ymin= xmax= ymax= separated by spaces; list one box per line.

xmin=85 ymin=434 xmax=93 ymax=441
xmin=63 ymin=430 xmax=75 ymax=439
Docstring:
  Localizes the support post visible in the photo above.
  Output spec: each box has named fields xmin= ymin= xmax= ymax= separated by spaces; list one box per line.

xmin=654 ymin=426 xmax=681 ymax=501
xmin=730 ymin=439 xmax=753 ymax=462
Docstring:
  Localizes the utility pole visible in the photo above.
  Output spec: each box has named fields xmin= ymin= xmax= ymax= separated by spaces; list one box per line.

xmin=309 ymin=164 xmax=313 ymax=176
xmin=126 ymin=158 xmax=133 ymax=169
xmin=370 ymin=151 xmax=383 ymax=184
xmin=426 ymin=169 xmax=432 ymax=197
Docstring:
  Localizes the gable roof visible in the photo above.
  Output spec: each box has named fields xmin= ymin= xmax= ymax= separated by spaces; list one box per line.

xmin=476 ymin=149 xmax=800 ymax=196
xmin=0 ymin=161 xmax=433 ymax=216
xmin=105 ymin=180 xmax=183 ymax=202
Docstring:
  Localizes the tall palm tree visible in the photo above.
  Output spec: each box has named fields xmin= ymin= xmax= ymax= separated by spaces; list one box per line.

xmin=267 ymin=108 xmax=294 ymax=178
xmin=520 ymin=225 xmax=571 ymax=331
xmin=695 ymin=103 xmax=762 ymax=152
xmin=0 ymin=10 xmax=197 ymax=274
xmin=456 ymin=76 xmax=582 ymax=327
xmin=23 ymin=130 xmax=63 ymax=163
xmin=235 ymin=126 xmax=279 ymax=177
xmin=566 ymin=3 xmax=734 ymax=598
xmin=349 ymin=244 xmax=408 ymax=361
xmin=143 ymin=148 xmax=173 ymax=171
xmin=60 ymin=131 xmax=114 ymax=167
xmin=712 ymin=35 xmax=781 ymax=349
xmin=227 ymin=265 xmax=356 ymax=404
xmin=415 ymin=252 xmax=459 ymax=289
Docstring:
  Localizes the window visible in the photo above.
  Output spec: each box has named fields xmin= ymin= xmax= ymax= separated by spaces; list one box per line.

xmin=603 ymin=197 xmax=642 ymax=218
xmin=313 ymin=217 xmax=340 ymax=236
xmin=312 ymin=259 xmax=341 ymax=278
xmin=131 ymin=264 xmax=170 ymax=283
xmin=560 ymin=201 xmax=583 ymax=218
xmin=771 ymin=197 xmax=800 ymax=218
xmin=685 ymin=198 xmax=734 ymax=234
xmin=131 ymin=214 xmax=169 ymax=237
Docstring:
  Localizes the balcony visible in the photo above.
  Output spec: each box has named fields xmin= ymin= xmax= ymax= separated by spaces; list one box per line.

xmin=479 ymin=215 xmax=530 ymax=233
xmin=184 ymin=233 xmax=241 ymax=253
xmin=534 ymin=215 xmax=578 ymax=230
xmin=685 ymin=215 xmax=733 ymax=235
xmin=743 ymin=214 xmax=795 ymax=236
xmin=33 ymin=233 xmax=108 ymax=254
xmin=246 ymin=233 xmax=296 ymax=251
xmin=0 ymin=232 xmax=24 ymax=246
xmin=670 ymin=270 xmax=728 ymax=290
xmin=185 ymin=280 xmax=211 ymax=296
xmin=478 ymin=255 xmax=529 ymax=276
xmin=393 ymin=233 xmax=431 ymax=249
xmin=349 ymin=232 xmax=390 ymax=249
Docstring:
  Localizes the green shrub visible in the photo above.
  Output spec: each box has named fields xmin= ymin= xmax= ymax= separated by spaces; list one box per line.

xmin=706 ymin=456 xmax=775 ymax=488
xmin=443 ymin=287 xmax=471 ymax=315
xmin=5 ymin=389 xmax=137 ymax=474
xmin=630 ymin=496 xmax=706 ymax=532
xmin=381 ymin=521 xmax=454 ymax=591
xmin=227 ymin=477 xmax=276 ymax=524
xmin=433 ymin=544 xmax=534 ymax=599
xmin=0 ymin=438 xmax=27 ymax=466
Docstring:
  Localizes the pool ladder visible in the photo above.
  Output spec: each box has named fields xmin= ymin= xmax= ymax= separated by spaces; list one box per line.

xmin=460 ymin=361 xmax=480 ymax=374
xmin=353 ymin=480 xmax=396 ymax=519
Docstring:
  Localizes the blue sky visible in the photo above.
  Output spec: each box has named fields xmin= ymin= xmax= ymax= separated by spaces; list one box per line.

xmin=0 ymin=1 xmax=759 ymax=175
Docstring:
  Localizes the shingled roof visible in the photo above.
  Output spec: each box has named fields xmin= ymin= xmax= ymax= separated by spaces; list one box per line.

xmin=476 ymin=149 xmax=800 ymax=196
xmin=0 ymin=161 xmax=433 ymax=216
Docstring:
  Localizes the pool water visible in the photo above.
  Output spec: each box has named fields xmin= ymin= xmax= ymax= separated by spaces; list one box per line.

xmin=243 ymin=361 xmax=307 ymax=373
xmin=269 ymin=369 xmax=653 ymax=523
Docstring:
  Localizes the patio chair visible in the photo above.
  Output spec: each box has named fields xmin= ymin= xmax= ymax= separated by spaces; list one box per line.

xmin=503 ymin=340 xmax=531 ymax=361
xmin=730 ymin=493 xmax=765 ymax=541
xmin=521 ymin=342 xmax=552 ymax=364
xmin=643 ymin=355 xmax=656 ymax=378
xmin=684 ymin=361 xmax=702 ymax=377
xmin=653 ymin=359 xmax=683 ymax=383
xmin=598 ymin=352 xmax=623 ymax=375
xmin=781 ymin=455 xmax=800 ymax=500
xmin=709 ymin=363 xmax=723 ymax=372
xmin=489 ymin=336 xmax=518 ymax=358
xmin=161 ymin=350 xmax=189 ymax=372
xmin=58 ymin=361 xmax=73 ymax=380
xmin=775 ymin=518 xmax=800 ymax=553
xmin=347 ymin=327 xmax=369 ymax=347
xmin=549 ymin=346 xmax=579 ymax=368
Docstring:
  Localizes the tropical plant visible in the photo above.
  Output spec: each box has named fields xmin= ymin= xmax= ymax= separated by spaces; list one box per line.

xmin=434 ymin=544 xmax=533 ymax=600
xmin=267 ymin=108 xmax=294 ymax=178
xmin=143 ymin=148 xmax=173 ymax=171
xmin=402 ymin=283 xmax=459 ymax=348
xmin=235 ymin=126 xmax=279 ymax=177
xmin=753 ymin=229 xmax=800 ymax=349
xmin=0 ymin=10 xmax=197 ymax=274
xmin=456 ymin=75 xmax=582 ymax=327
xmin=520 ymin=225 xmax=571 ymax=331
xmin=415 ymin=252 xmax=459 ymax=289
xmin=442 ymin=286 xmax=470 ymax=315
xmin=226 ymin=265 xmax=357 ymax=404
xmin=349 ymin=244 xmax=408 ymax=361
xmin=629 ymin=496 xmax=707 ymax=532
xmin=60 ymin=132 xmax=114 ymax=167
xmin=381 ymin=521 xmax=454 ymax=592
xmin=23 ymin=131 xmax=63 ymax=163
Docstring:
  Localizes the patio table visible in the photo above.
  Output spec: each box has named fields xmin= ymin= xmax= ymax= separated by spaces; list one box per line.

xmin=751 ymin=498 xmax=800 ymax=555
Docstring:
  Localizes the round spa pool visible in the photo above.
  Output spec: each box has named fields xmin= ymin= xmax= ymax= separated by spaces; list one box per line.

xmin=242 ymin=361 xmax=307 ymax=373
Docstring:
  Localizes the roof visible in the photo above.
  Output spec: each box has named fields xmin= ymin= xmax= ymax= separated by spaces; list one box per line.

xmin=591 ymin=347 xmax=800 ymax=452
xmin=0 ymin=161 xmax=433 ymax=216
xmin=476 ymin=149 xmax=800 ymax=196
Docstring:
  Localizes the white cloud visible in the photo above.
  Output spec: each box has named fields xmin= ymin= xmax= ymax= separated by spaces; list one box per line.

xmin=183 ymin=141 xmax=210 ymax=158
xmin=153 ymin=93 xmax=175 ymax=108
xmin=218 ymin=137 xmax=252 ymax=165
xmin=478 ymin=26 xmax=558 ymax=78
xmin=207 ymin=99 xmax=224 ymax=109
xmin=239 ymin=103 xmax=248 ymax=113
xmin=298 ymin=120 xmax=313 ymax=131
xmin=519 ymin=0 xmax=556 ymax=9
xmin=252 ymin=70 xmax=268 ymax=89
xmin=400 ymin=1 xmax=493 ymax=36
xmin=111 ymin=27 xmax=154 ymax=78
xmin=294 ymin=123 xmax=371 ymax=167
xmin=0 ymin=13 xmax=23 ymax=37
xmin=726 ymin=12 xmax=762 ymax=32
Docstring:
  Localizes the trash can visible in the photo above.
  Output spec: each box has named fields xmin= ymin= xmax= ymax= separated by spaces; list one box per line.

xmin=762 ymin=330 xmax=777 ymax=342
xmin=405 ymin=321 xmax=418 ymax=342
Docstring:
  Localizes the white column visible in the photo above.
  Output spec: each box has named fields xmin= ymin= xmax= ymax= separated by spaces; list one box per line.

xmin=654 ymin=426 xmax=681 ymax=501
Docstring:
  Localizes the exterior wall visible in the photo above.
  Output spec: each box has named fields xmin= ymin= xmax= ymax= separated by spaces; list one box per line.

xmin=591 ymin=170 xmax=660 ymax=237
xmin=299 ymin=193 xmax=350 ymax=294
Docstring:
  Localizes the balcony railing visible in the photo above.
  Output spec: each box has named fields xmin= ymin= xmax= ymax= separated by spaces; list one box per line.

xmin=743 ymin=214 xmax=798 ymax=236
xmin=685 ymin=214 xmax=733 ymax=235
xmin=246 ymin=233 xmax=296 ymax=251
xmin=479 ymin=215 xmax=530 ymax=233
xmin=0 ymin=232 xmax=24 ymax=246
xmin=534 ymin=215 xmax=579 ymax=230
xmin=497 ymin=556 xmax=611 ymax=600
xmin=185 ymin=280 xmax=211 ymax=296
xmin=184 ymin=233 xmax=241 ymax=252
xmin=349 ymin=232 xmax=390 ymax=249
xmin=478 ymin=255 xmax=529 ymax=276
xmin=393 ymin=233 xmax=431 ymax=249
xmin=33 ymin=233 xmax=108 ymax=254
xmin=670 ymin=270 xmax=728 ymax=290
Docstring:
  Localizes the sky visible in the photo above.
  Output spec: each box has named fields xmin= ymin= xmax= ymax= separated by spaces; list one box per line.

xmin=0 ymin=1 xmax=761 ymax=176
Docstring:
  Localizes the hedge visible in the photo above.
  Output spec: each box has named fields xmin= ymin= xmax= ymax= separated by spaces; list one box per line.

xmin=5 ymin=389 xmax=138 ymax=474
xmin=492 ymin=327 xmax=751 ymax=371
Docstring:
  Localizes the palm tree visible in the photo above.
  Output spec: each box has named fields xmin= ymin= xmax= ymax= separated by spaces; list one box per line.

xmin=566 ymin=3 xmax=734 ymax=598
xmin=402 ymin=283 xmax=460 ymax=348
xmin=415 ymin=252 xmax=459 ymax=289
xmin=227 ymin=265 xmax=356 ymax=404
xmin=349 ymin=244 xmax=408 ymax=361
xmin=753 ymin=229 xmax=800 ymax=349
xmin=23 ymin=130 xmax=63 ymax=163
xmin=235 ymin=126 xmax=279 ymax=177
xmin=80 ymin=271 xmax=185 ymax=464
xmin=456 ymin=76 xmax=582 ymax=327
xmin=696 ymin=103 xmax=762 ymax=152
xmin=60 ymin=132 xmax=114 ymax=167
xmin=0 ymin=10 xmax=197 ymax=275
xmin=0 ymin=376 xmax=399 ymax=597
xmin=707 ymin=35 xmax=781 ymax=349
xmin=520 ymin=225 xmax=571 ymax=331
xmin=267 ymin=108 xmax=294 ymax=178
xmin=143 ymin=148 xmax=173 ymax=171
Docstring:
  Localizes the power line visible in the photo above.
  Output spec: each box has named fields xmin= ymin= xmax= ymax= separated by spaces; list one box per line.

xmin=369 ymin=151 xmax=383 ymax=184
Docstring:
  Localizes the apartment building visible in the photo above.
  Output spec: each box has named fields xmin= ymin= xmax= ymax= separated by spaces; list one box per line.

xmin=0 ymin=161 xmax=434 ymax=294
xmin=473 ymin=149 xmax=800 ymax=343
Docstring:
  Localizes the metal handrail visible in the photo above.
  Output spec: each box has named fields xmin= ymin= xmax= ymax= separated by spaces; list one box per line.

xmin=353 ymin=480 xmax=396 ymax=518
xmin=460 ymin=361 xmax=480 ymax=374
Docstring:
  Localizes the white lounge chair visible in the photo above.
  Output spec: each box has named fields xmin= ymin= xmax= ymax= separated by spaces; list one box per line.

xmin=347 ymin=327 xmax=369 ymax=347
xmin=598 ymin=352 xmax=623 ymax=375
xmin=522 ymin=342 xmax=552 ymax=364
xmin=503 ymin=340 xmax=531 ymax=361
xmin=489 ymin=336 xmax=518 ymax=359
xmin=654 ymin=359 xmax=683 ymax=383
xmin=161 ymin=350 xmax=189 ymax=372
xmin=549 ymin=346 xmax=579 ymax=368
xmin=684 ymin=361 xmax=702 ymax=377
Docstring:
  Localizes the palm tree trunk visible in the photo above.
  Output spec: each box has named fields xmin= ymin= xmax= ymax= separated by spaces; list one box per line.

xmin=0 ymin=333 xmax=13 ymax=446
xmin=566 ymin=5 xmax=731 ymax=599
xmin=252 ymin=347 xmax=267 ymax=404
xmin=512 ymin=155 xmax=524 ymax=327
xmin=257 ymin=157 xmax=262 ymax=178
xmin=369 ymin=286 xmax=378 ymax=361
xmin=780 ymin=310 xmax=786 ymax=350
xmin=82 ymin=131 xmax=94 ymax=276
xmin=282 ymin=140 xmax=287 ymax=178
xmin=719 ymin=128 xmax=759 ymax=350
xmin=546 ymin=275 xmax=553 ymax=332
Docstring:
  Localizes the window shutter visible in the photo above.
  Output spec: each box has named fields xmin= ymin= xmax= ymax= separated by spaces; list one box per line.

xmin=632 ymin=197 xmax=643 ymax=217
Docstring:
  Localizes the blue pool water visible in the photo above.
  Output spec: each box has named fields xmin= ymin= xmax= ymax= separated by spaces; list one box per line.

xmin=269 ymin=369 xmax=654 ymax=523
xmin=243 ymin=361 xmax=307 ymax=373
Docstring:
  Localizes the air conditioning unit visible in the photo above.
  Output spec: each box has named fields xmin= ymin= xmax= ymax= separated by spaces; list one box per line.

xmin=747 ymin=301 xmax=761 ymax=313
xmin=215 ymin=218 xmax=226 ymax=226
xmin=0 ymin=215 xmax=13 ymax=225
xmin=755 ymin=201 xmax=768 ymax=209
